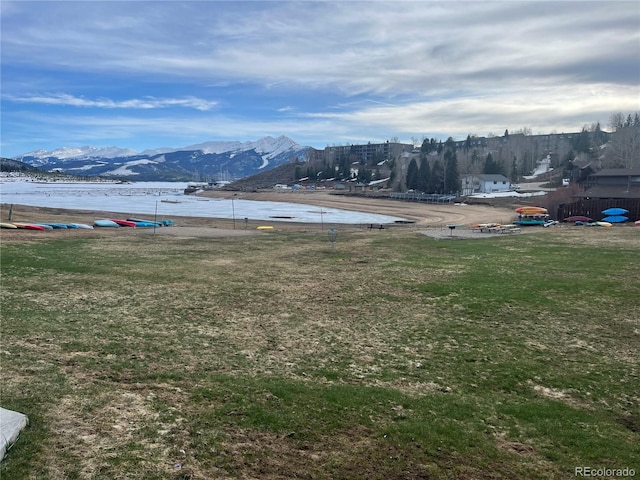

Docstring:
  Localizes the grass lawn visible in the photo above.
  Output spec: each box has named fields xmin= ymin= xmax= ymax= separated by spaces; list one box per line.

xmin=1 ymin=226 xmax=638 ymax=479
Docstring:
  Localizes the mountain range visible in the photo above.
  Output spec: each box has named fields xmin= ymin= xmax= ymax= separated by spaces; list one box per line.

xmin=14 ymin=136 xmax=309 ymax=181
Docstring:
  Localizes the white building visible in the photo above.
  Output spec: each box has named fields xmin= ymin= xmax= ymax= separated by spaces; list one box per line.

xmin=461 ymin=174 xmax=511 ymax=196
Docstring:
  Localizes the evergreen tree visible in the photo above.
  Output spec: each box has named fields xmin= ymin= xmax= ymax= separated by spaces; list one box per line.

xmin=483 ymin=152 xmax=504 ymax=175
xmin=418 ymin=155 xmax=430 ymax=192
xmin=510 ymin=156 xmax=519 ymax=182
xmin=625 ymin=114 xmax=633 ymax=127
xmin=443 ymin=138 xmax=460 ymax=193
xmin=429 ymin=159 xmax=444 ymax=193
xmin=405 ymin=159 xmax=420 ymax=191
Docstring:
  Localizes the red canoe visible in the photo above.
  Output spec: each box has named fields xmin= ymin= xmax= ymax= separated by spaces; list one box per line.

xmin=12 ymin=222 xmax=47 ymax=231
xmin=108 ymin=218 xmax=137 ymax=227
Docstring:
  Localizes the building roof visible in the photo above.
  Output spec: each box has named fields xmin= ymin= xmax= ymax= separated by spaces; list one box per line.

xmin=573 ymin=184 xmax=640 ymax=199
xmin=591 ymin=168 xmax=640 ymax=177
xmin=470 ymin=174 xmax=510 ymax=182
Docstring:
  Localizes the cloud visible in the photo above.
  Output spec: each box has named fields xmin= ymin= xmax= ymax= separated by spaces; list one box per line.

xmin=5 ymin=94 xmax=218 ymax=111
xmin=1 ymin=0 xmax=638 ymax=157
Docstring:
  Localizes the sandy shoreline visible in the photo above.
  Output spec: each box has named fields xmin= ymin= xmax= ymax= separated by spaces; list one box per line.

xmin=1 ymin=190 xmax=519 ymax=239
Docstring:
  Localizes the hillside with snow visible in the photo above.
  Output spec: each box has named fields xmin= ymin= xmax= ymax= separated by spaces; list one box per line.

xmin=15 ymin=136 xmax=309 ymax=181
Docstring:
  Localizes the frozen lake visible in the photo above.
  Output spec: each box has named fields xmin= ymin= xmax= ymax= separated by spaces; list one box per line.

xmin=0 ymin=181 xmax=406 ymax=224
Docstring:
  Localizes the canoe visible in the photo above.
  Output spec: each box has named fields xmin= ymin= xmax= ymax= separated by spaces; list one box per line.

xmin=127 ymin=218 xmax=162 ymax=227
xmin=12 ymin=223 xmax=47 ymax=231
xmin=601 ymin=215 xmax=628 ymax=223
xmin=0 ymin=222 xmax=18 ymax=229
xmin=127 ymin=217 xmax=174 ymax=227
xmin=68 ymin=223 xmax=94 ymax=229
xmin=34 ymin=223 xmax=55 ymax=230
xmin=601 ymin=207 xmax=628 ymax=216
xmin=563 ymin=215 xmax=593 ymax=223
xmin=42 ymin=222 xmax=68 ymax=229
xmin=94 ymin=219 xmax=120 ymax=228
xmin=595 ymin=221 xmax=612 ymax=227
xmin=635 ymin=220 xmax=640 ymax=227
xmin=515 ymin=206 xmax=547 ymax=214
xmin=107 ymin=219 xmax=137 ymax=227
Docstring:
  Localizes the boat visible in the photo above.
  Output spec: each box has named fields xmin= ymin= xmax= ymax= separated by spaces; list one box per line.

xmin=563 ymin=215 xmax=593 ymax=223
xmin=107 ymin=219 xmax=137 ymax=227
xmin=595 ymin=221 xmax=612 ymax=227
xmin=515 ymin=206 xmax=548 ymax=215
xmin=94 ymin=219 xmax=120 ymax=228
xmin=0 ymin=222 xmax=18 ymax=229
xmin=131 ymin=221 xmax=161 ymax=227
xmin=514 ymin=213 xmax=549 ymax=226
xmin=12 ymin=223 xmax=47 ymax=231
xmin=33 ymin=223 xmax=55 ymax=230
xmin=40 ymin=222 xmax=68 ymax=229
xmin=68 ymin=223 xmax=94 ymax=229
xmin=128 ymin=217 xmax=174 ymax=227
xmin=601 ymin=215 xmax=628 ymax=223
xmin=127 ymin=217 xmax=163 ymax=227
xmin=160 ymin=199 xmax=181 ymax=204
xmin=602 ymin=207 xmax=629 ymax=216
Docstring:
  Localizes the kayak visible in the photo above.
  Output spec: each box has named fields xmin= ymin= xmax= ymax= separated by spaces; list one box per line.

xmin=68 ymin=223 xmax=94 ymax=229
xmin=94 ymin=219 xmax=120 ymax=228
xmin=0 ymin=222 xmax=18 ymax=229
xmin=131 ymin=221 xmax=161 ymax=227
xmin=108 ymin=219 xmax=137 ymax=227
xmin=12 ymin=223 xmax=47 ymax=231
xmin=601 ymin=207 xmax=628 ymax=216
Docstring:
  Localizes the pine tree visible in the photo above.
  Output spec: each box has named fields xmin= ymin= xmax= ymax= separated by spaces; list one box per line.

xmin=405 ymin=159 xmax=419 ymax=191
xmin=429 ymin=159 xmax=444 ymax=193
xmin=418 ymin=155 xmax=430 ymax=192
xmin=484 ymin=152 xmax=504 ymax=175
xmin=443 ymin=138 xmax=459 ymax=193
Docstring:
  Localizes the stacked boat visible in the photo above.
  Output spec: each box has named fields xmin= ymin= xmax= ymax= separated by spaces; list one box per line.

xmin=601 ymin=207 xmax=629 ymax=224
xmin=514 ymin=206 xmax=549 ymax=226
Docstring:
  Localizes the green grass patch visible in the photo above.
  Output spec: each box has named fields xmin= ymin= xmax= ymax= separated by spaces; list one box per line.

xmin=1 ymin=229 xmax=638 ymax=479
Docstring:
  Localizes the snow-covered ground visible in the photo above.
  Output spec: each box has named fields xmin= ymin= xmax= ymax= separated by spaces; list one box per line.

xmin=468 ymin=190 xmax=547 ymax=199
xmin=523 ymin=154 xmax=553 ymax=180
xmin=0 ymin=180 xmax=407 ymax=224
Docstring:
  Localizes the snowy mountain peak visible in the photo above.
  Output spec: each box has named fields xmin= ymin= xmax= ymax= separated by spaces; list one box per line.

xmin=181 ymin=135 xmax=300 ymax=156
xmin=16 ymin=136 xmax=301 ymax=161
xmin=14 ymin=136 xmax=310 ymax=181
xmin=19 ymin=145 xmax=138 ymax=160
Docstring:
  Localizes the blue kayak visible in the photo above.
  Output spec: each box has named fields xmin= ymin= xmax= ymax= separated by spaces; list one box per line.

xmin=132 ymin=221 xmax=161 ymax=227
xmin=602 ymin=207 xmax=629 ymax=216
xmin=602 ymin=215 xmax=628 ymax=223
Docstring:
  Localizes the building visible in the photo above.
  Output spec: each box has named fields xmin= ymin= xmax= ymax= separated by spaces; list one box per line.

xmin=560 ymin=168 xmax=640 ymax=221
xmin=320 ymin=142 xmax=414 ymax=164
xmin=461 ymin=174 xmax=511 ymax=196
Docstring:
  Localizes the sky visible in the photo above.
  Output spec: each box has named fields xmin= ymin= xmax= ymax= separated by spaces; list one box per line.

xmin=1 ymin=0 xmax=639 ymax=158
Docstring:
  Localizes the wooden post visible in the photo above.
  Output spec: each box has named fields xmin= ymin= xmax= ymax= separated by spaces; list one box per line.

xmin=8 ymin=204 xmax=13 ymax=221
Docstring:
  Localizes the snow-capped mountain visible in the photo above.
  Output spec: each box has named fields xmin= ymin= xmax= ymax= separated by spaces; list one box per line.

xmin=20 ymin=145 xmax=138 ymax=161
xmin=16 ymin=136 xmax=309 ymax=181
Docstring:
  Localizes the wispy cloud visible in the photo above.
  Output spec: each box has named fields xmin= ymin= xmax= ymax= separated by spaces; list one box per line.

xmin=5 ymin=94 xmax=218 ymax=111
xmin=1 ymin=1 xmax=638 ymax=156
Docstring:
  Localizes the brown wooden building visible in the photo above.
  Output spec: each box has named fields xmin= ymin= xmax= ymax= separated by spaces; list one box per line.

xmin=559 ymin=168 xmax=640 ymax=221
